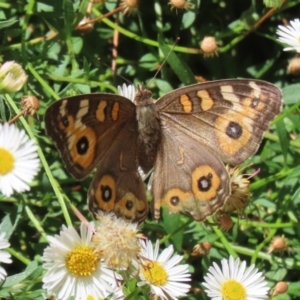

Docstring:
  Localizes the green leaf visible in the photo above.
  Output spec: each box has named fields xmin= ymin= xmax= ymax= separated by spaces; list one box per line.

xmin=162 ymin=210 xmax=184 ymax=251
xmin=181 ymin=11 xmax=196 ymax=29
xmin=282 ymin=84 xmax=300 ymax=105
xmin=158 ymin=36 xmax=196 ymax=86
xmin=2 ymin=262 xmax=40 ymax=288
xmin=286 ymin=165 xmax=300 ymax=180
xmin=0 ymin=19 xmax=18 ymax=30
xmin=276 ymin=120 xmax=289 ymax=164
xmin=63 ymin=0 xmax=74 ymax=38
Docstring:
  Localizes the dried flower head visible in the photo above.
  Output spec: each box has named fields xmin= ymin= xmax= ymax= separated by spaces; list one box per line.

xmin=120 ymin=0 xmax=139 ymax=15
xmin=92 ymin=212 xmax=142 ymax=269
xmin=271 ymin=281 xmax=288 ymax=297
xmin=191 ymin=241 xmax=211 ymax=256
xmin=0 ymin=61 xmax=28 ymax=93
xmin=21 ymin=95 xmax=40 ymax=116
xmin=287 ymin=56 xmax=300 ymax=75
xmin=267 ymin=235 xmax=290 ymax=254
xmin=169 ymin=0 xmax=194 ymax=11
xmin=200 ymin=36 xmax=219 ymax=58
xmin=222 ymin=165 xmax=251 ymax=215
xmin=76 ymin=16 xmax=95 ymax=34
xmin=214 ymin=213 xmax=234 ymax=231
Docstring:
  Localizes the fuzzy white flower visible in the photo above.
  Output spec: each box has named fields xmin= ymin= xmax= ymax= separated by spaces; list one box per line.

xmin=0 ymin=232 xmax=12 ymax=282
xmin=42 ymin=222 xmax=122 ymax=300
xmin=276 ymin=18 xmax=300 ymax=52
xmin=118 ymin=83 xmax=136 ymax=101
xmin=0 ymin=61 xmax=28 ymax=93
xmin=92 ymin=211 xmax=141 ymax=269
xmin=0 ymin=123 xmax=39 ymax=197
xmin=137 ymin=239 xmax=191 ymax=300
xmin=203 ymin=255 xmax=269 ymax=300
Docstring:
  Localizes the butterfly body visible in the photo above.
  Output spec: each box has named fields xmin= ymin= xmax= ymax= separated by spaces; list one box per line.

xmin=45 ymin=79 xmax=282 ymax=223
xmin=135 ymin=88 xmax=161 ymax=173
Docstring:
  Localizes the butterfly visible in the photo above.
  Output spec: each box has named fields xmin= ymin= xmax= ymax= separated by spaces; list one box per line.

xmin=44 ymin=79 xmax=282 ymax=223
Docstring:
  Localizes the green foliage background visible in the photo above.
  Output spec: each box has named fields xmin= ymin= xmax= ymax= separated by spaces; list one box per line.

xmin=0 ymin=0 xmax=300 ymax=299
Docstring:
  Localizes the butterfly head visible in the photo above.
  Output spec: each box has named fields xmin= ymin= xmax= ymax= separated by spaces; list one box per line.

xmin=134 ymin=85 xmax=154 ymax=106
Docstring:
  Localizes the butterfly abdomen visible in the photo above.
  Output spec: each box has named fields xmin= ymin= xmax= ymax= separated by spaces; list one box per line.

xmin=135 ymin=87 xmax=161 ymax=173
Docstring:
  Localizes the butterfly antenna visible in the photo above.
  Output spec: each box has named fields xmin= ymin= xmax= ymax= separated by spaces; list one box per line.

xmin=99 ymin=59 xmax=133 ymax=85
xmin=148 ymin=37 xmax=180 ymax=87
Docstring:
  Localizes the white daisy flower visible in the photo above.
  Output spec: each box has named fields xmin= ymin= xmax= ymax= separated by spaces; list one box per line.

xmin=137 ymin=239 xmax=191 ymax=300
xmin=87 ymin=283 xmax=124 ymax=300
xmin=0 ymin=123 xmax=39 ymax=197
xmin=203 ymin=255 xmax=269 ymax=300
xmin=0 ymin=61 xmax=28 ymax=93
xmin=276 ymin=18 xmax=300 ymax=52
xmin=118 ymin=83 xmax=136 ymax=101
xmin=42 ymin=222 xmax=122 ymax=300
xmin=0 ymin=232 xmax=12 ymax=282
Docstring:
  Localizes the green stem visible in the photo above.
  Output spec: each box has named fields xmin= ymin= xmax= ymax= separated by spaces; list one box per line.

xmin=214 ymin=241 xmax=271 ymax=262
xmin=6 ymin=247 xmax=31 ymax=265
xmin=92 ymin=7 xmax=199 ymax=54
xmin=159 ymin=219 xmax=193 ymax=244
xmin=232 ymin=218 xmax=294 ymax=229
xmin=47 ymin=74 xmax=118 ymax=93
xmin=211 ymin=220 xmax=237 ymax=257
xmin=251 ymin=218 xmax=282 ymax=264
xmin=27 ymin=63 xmax=59 ymax=99
xmin=25 ymin=205 xmax=47 ymax=240
xmin=250 ymin=169 xmax=292 ymax=190
xmin=4 ymin=94 xmax=72 ymax=226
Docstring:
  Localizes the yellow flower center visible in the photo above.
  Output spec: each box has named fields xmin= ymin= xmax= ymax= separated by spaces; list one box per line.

xmin=0 ymin=148 xmax=15 ymax=175
xmin=142 ymin=261 xmax=168 ymax=286
xmin=65 ymin=245 xmax=100 ymax=277
xmin=87 ymin=296 xmax=104 ymax=300
xmin=221 ymin=279 xmax=246 ymax=300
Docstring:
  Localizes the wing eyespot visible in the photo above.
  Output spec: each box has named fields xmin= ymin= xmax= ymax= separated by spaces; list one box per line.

xmin=225 ymin=121 xmax=243 ymax=140
xmin=76 ymin=136 xmax=89 ymax=155
xmin=170 ymin=196 xmax=180 ymax=206
xmin=94 ymin=175 xmax=116 ymax=210
xmin=197 ymin=173 xmax=212 ymax=192
xmin=192 ymin=165 xmax=220 ymax=200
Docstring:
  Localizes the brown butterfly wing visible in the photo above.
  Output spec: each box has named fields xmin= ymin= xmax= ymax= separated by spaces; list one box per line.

xmin=155 ymin=79 xmax=282 ymax=165
xmin=151 ymin=124 xmax=230 ymax=221
xmin=45 ymin=94 xmax=148 ymax=222
xmin=45 ymin=94 xmax=136 ymax=179
xmin=152 ymin=79 xmax=282 ymax=220
xmin=87 ymin=116 xmax=148 ymax=223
